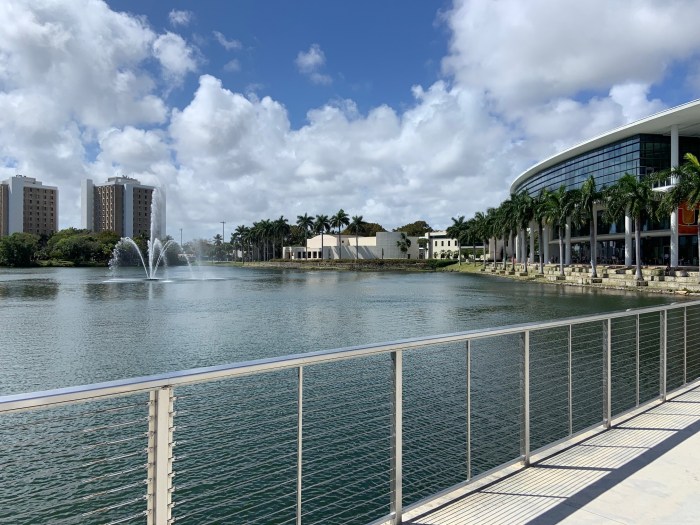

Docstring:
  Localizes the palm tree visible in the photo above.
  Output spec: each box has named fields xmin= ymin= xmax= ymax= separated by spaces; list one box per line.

xmin=330 ymin=209 xmax=350 ymax=260
xmin=513 ymin=191 xmax=534 ymax=272
xmin=213 ymin=233 xmax=223 ymax=261
xmin=472 ymin=211 xmax=489 ymax=268
xmin=604 ymin=173 xmax=659 ymax=280
xmin=446 ymin=216 xmax=467 ymax=266
xmin=485 ymin=207 xmax=499 ymax=269
xmin=348 ymin=215 xmax=365 ymax=260
xmin=296 ymin=213 xmax=314 ymax=259
xmin=396 ymin=232 xmax=411 ymax=258
xmin=495 ymin=199 xmax=516 ymax=270
xmin=234 ymin=224 xmax=249 ymax=261
xmin=533 ymin=189 xmax=550 ymax=274
xmin=273 ymin=216 xmax=290 ymax=259
xmin=578 ymin=176 xmax=603 ymax=277
xmin=658 ymin=153 xmax=700 ymax=271
xmin=542 ymin=186 xmax=578 ymax=276
xmin=314 ymin=214 xmax=331 ymax=259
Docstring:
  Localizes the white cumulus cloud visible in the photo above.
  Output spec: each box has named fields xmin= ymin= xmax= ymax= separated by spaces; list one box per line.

xmin=295 ymin=44 xmax=332 ymax=85
xmin=1 ymin=0 xmax=700 ymax=238
xmin=168 ymin=10 xmax=192 ymax=27
xmin=152 ymin=32 xmax=198 ymax=83
xmin=213 ymin=30 xmax=241 ymax=51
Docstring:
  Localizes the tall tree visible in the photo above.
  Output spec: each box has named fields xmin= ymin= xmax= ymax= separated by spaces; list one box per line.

xmin=513 ymin=191 xmax=534 ymax=272
xmin=273 ymin=216 xmax=290 ymax=259
xmin=394 ymin=220 xmax=433 ymax=236
xmin=578 ymin=176 xmax=603 ymax=277
xmin=348 ymin=215 xmax=365 ymax=260
xmin=330 ymin=209 xmax=350 ymax=260
xmin=533 ymin=189 xmax=550 ymax=274
xmin=658 ymin=153 xmax=700 ymax=272
xmin=296 ymin=213 xmax=314 ymax=258
xmin=542 ymin=186 xmax=579 ymax=276
xmin=472 ymin=211 xmax=489 ymax=268
xmin=446 ymin=215 xmax=467 ymax=266
xmin=314 ymin=214 xmax=331 ymax=259
xmin=485 ymin=207 xmax=499 ymax=269
xmin=605 ymin=173 xmax=658 ymax=280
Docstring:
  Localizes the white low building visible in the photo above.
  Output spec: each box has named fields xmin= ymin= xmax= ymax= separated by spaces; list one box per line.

xmin=423 ymin=230 xmax=460 ymax=259
xmin=285 ymin=232 xmax=421 ymax=260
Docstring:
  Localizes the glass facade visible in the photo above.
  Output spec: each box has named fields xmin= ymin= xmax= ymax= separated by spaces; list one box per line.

xmin=514 ymin=132 xmax=700 ymax=266
xmin=515 ymin=134 xmax=700 ymax=196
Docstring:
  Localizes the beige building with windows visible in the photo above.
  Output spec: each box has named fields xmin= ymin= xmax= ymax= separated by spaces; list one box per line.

xmin=0 ymin=175 xmax=58 ymax=237
xmin=81 ymin=177 xmax=165 ymax=238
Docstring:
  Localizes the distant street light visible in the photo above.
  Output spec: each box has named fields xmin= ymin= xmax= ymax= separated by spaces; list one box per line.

xmin=221 ymin=221 xmax=226 ymax=261
xmin=179 ymin=228 xmax=183 ymax=247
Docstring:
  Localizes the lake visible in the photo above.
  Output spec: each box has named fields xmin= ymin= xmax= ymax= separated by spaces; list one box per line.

xmin=0 ymin=265 xmax=679 ymax=395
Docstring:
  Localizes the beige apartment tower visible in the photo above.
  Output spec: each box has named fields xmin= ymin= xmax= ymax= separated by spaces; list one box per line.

xmin=81 ymin=177 xmax=164 ymax=238
xmin=0 ymin=175 xmax=58 ymax=237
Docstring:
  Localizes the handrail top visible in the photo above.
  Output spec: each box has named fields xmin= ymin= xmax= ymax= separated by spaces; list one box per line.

xmin=1 ymin=298 xmax=697 ymax=412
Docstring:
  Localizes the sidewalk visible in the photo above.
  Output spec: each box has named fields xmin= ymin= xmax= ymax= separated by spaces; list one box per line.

xmin=404 ymin=387 xmax=700 ymax=524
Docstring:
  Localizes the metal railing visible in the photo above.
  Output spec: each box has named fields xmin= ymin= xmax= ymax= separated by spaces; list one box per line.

xmin=2 ymin=300 xmax=700 ymax=524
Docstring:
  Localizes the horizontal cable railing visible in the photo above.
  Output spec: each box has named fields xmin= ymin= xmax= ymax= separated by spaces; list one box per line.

xmin=2 ymin=300 xmax=700 ymax=524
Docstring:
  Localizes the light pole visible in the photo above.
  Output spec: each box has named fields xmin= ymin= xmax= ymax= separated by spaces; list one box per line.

xmin=179 ymin=228 xmax=183 ymax=247
xmin=220 ymin=221 xmax=226 ymax=261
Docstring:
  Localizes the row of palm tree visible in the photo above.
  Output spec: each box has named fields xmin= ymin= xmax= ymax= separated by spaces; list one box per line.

xmin=223 ymin=154 xmax=700 ymax=271
xmin=227 ymin=210 xmax=368 ymax=261
xmin=450 ymin=153 xmax=700 ymax=281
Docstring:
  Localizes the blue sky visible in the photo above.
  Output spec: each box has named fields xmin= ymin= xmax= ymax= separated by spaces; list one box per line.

xmin=111 ymin=0 xmax=450 ymax=128
xmin=2 ymin=1 xmax=700 ymax=240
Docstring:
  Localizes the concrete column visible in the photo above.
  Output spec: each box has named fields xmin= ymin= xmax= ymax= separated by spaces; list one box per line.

xmin=515 ymin=230 xmax=521 ymax=262
xmin=625 ymin=213 xmax=632 ymax=266
xmin=543 ymin=225 xmax=550 ymax=263
xmin=529 ymin=221 xmax=536 ymax=264
xmin=565 ymin=219 xmax=571 ymax=265
xmin=670 ymin=209 xmax=679 ymax=267
xmin=591 ymin=205 xmax=598 ymax=265
xmin=509 ymin=232 xmax=514 ymax=260
xmin=671 ymin=124 xmax=679 ymax=168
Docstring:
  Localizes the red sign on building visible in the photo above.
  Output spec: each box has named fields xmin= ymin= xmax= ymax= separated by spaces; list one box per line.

xmin=678 ymin=203 xmax=699 ymax=235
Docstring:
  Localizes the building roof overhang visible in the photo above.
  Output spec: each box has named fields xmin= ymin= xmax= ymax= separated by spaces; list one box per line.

xmin=510 ymin=99 xmax=700 ymax=193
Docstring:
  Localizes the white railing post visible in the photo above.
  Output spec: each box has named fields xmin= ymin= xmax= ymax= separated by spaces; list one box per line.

xmin=466 ymin=341 xmax=471 ymax=480
xmin=568 ymin=324 xmax=573 ymax=435
xmin=636 ymin=314 xmax=640 ymax=407
xmin=390 ymin=351 xmax=403 ymax=525
xmin=604 ymin=319 xmax=612 ymax=428
xmin=147 ymin=387 xmax=174 ymax=525
xmin=522 ymin=331 xmax=530 ymax=466
xmin=684 ymin=307 xmax=688 ymax=385
xmin=297 ymin=367 xmax=303 ymax=525
xmin=661 ymin=310 xmax=667 ymax=402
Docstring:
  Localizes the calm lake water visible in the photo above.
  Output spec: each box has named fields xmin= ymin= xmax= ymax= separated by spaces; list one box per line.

xmin=0 ymin=265 xmax=679 ymax=395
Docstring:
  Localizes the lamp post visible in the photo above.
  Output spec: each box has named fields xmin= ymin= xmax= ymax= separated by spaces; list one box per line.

xmin=179 ymin=228 xmax=183 ymax=247
xmin=220 ymin=221 xmax=226 ymax=261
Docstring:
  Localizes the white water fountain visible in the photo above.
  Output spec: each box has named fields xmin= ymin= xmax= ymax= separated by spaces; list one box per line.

xmin=109 ymin=188 xmax=177 ymax=280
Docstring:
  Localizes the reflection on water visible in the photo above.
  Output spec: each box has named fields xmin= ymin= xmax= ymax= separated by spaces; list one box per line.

xmin=0 ymin=279 xmax=59 ymax=300
xmin=0 ymin=265 xmax=682 ymax=395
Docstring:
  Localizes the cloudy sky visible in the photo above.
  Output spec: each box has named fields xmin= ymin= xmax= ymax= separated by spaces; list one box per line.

xmin=2 ymin=1 xmax=700 ymax=240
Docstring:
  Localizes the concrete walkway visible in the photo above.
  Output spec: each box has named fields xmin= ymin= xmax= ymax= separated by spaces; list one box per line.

xmin=404 ymin=387 xmax=700 ymax=525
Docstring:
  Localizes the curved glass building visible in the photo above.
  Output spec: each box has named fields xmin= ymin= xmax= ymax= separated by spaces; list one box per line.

xmin=510 ymin=100 xmax=700 ymax=267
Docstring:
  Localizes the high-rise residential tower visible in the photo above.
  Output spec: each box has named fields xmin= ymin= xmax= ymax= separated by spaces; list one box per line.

xmin=81 ymin=177 xmax=165 ymax=238
xmin=0 ymin=175 xmax=58 ymax=237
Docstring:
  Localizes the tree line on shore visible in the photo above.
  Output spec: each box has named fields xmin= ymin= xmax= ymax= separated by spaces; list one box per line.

xmin=448 ymin=153 xmax=700 ymax=281
xmin=4 ymin=154 xmax=700 ymax=271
